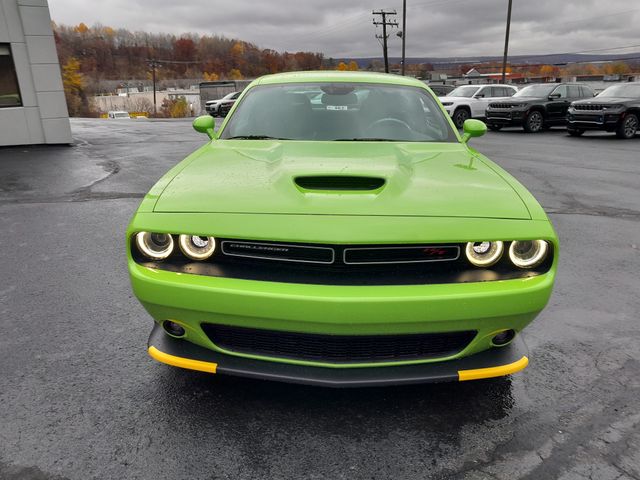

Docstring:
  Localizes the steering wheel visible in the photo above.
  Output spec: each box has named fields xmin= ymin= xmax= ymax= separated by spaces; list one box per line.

xmin=366 ymin=117 xmax=412 ymax=135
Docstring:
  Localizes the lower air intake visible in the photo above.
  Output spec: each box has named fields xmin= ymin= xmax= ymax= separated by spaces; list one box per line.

xmin=201 ymin=324 xmax=477 ymax=364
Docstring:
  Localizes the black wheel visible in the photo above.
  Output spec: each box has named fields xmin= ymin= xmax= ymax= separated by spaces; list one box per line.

xmin=488 ymin=124 xmax=503 ymax=132
xmin=453 ymin=108 xmax=470 ymax=129
xmin=523 ymin=110 xmax=544 ymax=133
xmin=616 ymin=113 xmax=638 ymax=139
xmin=567 ymin=128 xmax=584 ymax=137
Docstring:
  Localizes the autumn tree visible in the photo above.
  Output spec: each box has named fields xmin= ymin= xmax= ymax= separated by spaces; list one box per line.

xmin=347 ymin=60 xmax=359 ymax=71
xmin=539 ymin=64 xmax=560 ymax=78
xmin=228 ymin=68 xmax=243 ymax=80
xmin=62 ymin=57 xmax=89 ymax=116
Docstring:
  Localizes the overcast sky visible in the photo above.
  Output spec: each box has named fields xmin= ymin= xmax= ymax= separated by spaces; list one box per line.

xmin=48 ymin=0 xmax=640 ymax=59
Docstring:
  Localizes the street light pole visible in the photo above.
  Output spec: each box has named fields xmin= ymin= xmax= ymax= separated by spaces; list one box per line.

xmin=401 ymin=0 xmax=406 ymax=75
xmin=501 ymin=0 xmax=513 ymax=83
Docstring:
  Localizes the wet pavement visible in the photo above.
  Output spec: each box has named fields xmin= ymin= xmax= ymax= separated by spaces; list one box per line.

xmin=1 ymin=119 xmax=639 ymax=480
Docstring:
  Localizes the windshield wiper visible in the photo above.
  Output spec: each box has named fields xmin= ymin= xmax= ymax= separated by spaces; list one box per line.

xmin=226 ymin=135 xmax=290 ymax=140
xmin=333 ymin=138 xmax=397 ymax=141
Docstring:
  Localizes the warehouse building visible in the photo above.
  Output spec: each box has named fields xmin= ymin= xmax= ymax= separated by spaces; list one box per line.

xmin=0 ymin=0 xmax=72 ymax=146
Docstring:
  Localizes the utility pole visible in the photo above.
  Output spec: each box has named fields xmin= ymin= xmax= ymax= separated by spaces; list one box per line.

xmin=401 ymin=0 xmax=406 ymax=75
xmin=501 ymin=0 xmax=513 ymax=83
xmin=148 ymin=59 xmax=160 ymax=115
xmin=372 ymin=9 xmax=397 ymax=73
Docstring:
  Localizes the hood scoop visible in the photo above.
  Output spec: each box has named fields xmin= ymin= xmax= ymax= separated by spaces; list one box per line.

xmin=294 ymin=175 xmax=386 ymax=192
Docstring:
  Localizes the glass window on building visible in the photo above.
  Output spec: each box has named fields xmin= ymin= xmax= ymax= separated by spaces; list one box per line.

xmin=0 ymin=44 xmax=22 ymax=108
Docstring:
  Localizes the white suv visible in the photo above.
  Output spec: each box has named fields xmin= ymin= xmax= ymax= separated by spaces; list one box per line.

xmin=440 ymin=85 xmax=517 ymax=128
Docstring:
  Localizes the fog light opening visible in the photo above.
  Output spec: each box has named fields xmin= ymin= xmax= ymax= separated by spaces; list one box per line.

xmin=162 ymin=320 xmax=186 ymax=338
xmin=492 ymin=329 xmax=516 ymax=347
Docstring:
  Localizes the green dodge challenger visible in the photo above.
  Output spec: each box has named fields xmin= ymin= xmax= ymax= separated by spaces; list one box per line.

xmin=127 ymin=71 xmax=558 ymax=387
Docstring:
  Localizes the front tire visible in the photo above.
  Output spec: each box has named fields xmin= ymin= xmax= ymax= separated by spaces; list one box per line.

xmin=567 ymin=128 xmax=584 ymax=137
xmin=453 ymin=108 xmax=470 ymax=129
xmin=616 ymin=114 xmax=638 ymax=139
xmin=523 ymin=111 xmax=544 ymax=133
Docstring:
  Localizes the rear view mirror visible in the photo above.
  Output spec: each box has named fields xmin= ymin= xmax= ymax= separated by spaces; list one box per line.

xmin=192 ymin=115 xmax=216 ymax=139
xmin=461 ymin=119 xmax=487 ymax=143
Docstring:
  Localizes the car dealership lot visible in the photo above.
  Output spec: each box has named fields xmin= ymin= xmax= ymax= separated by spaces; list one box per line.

xmin=1 ymin=119 xmax=639 ymax=480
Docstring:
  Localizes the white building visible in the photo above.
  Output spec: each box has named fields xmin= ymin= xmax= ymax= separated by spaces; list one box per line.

xmin=0 ymin=0 xmax=72 ymax=145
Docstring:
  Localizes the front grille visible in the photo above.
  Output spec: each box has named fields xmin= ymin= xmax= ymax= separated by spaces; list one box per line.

xmin=133 ymin=237 xmax=554 ymax=285
xmin=221 ymin=240 xmax=334 ymax=264
xmin=201 ymin=324 xmax=477 ymax=363
xmin=344 ymin=245 xmax=459 ymax=264
xmin=489 ymin=103 xmax=515 ymax=109
xmin=574 ymin=104 xmax=605 ymax=111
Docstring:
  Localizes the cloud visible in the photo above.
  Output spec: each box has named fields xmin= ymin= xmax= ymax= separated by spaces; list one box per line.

xmin=48 ymin=0 xmax=640 ymax=58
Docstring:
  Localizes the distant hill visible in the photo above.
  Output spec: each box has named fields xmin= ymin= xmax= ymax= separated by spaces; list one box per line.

xmin=339 ymin=52 xmax=640 ymax=69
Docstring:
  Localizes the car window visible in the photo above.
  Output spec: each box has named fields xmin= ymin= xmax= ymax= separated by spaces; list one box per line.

xmin=551 ymin=85 xmax=567 ymax=98
xmin=221 ymin=82 xmax=458 ymax=143
xmin=567 ymin=86 xmax=582 ymax=98
xmin=581 ymin=86 xmax=594 ymax=98
xmin=231 ymin=92 xmax=241 ymax=99
xmin=505 ymin=87 xmax=516 ymax=97
xmin=448 ymin=86 xmax=480 ymax=98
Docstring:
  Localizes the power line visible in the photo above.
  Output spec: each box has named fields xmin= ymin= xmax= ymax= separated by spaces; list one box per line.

xmin=372 ymin=9 xmax=398 ymax=73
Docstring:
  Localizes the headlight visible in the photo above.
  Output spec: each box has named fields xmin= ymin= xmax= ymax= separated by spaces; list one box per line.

xmin=135 ymin=232 xmax=174 ymax=260
xmin=509 ymin=240 xmax=548 ymax=268
xmin=441 ymin=102 xmax=453 ymax=106
xmin=465 ymin=241 xmax=504 ymax=267
xmin=179 ymin=235 xmax=216 ymax=260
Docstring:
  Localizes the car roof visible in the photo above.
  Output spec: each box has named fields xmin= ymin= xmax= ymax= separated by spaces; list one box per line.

xmin=253 ymin=70 xmax=427 ymax=88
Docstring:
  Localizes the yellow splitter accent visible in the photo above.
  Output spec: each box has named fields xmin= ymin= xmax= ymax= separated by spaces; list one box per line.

xmin=458 ymin=356 xmax=528 ymax=381
xmin=149 ymin=343 xmax=528 ymax=382
xmin=148 ymin=346 xmax=218 ymax=374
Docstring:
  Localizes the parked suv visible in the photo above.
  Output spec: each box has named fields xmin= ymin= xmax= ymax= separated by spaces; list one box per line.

xmin=567 ymin=83 xmax=640 ymax=139
xmin=440 ymin=84 xmax=517 ymax=128
xmin=485 ymin=83 xmax=595 ymax=132
xmin=205 ymin=91 xmax=241 ymax=116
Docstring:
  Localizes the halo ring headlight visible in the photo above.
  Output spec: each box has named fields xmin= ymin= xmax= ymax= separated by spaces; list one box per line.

xmin=135 ymin=232 xmax=174 ymax=260
xmin=509 ymin=240 xmax=548 ymax=268
xmin=465 ymin=241 xmax=504 ymax=267
xmin=179 ymin=235 xmax=216 ymax=260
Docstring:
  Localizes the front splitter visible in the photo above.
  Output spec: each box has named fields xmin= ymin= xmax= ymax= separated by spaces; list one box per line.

xmin=147 ymin=323 xmax=529 ymax=388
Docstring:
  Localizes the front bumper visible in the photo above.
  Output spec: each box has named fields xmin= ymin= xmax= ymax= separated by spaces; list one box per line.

xmin=567 ymin=112 xmax=621 ymax=131
xmin=485 ymin=109 xmax=527 ymax=126
xmin=148 ymin=323 xmax=529 ymax=387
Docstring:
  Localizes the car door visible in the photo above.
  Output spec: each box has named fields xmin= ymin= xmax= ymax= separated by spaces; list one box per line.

xmin=471 ymin=86 xmax=492 ymax=117
xmin=546 ymin=85 xmax=569 ymax=123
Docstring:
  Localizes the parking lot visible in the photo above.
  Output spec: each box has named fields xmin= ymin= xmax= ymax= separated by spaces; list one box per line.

xmin=1 ymin=118 xmax=639 ymax=480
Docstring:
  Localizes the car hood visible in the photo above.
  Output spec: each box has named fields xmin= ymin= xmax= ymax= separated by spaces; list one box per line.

xmin=439 ymin=96 xmax=470 ymax=102
xmin=496 ymin=96 xmax=546 ymax=104
xmin=154 ymin=141 xmax=531 ymax=219
xmin=572 ymin=97 xmax=630 ymax=105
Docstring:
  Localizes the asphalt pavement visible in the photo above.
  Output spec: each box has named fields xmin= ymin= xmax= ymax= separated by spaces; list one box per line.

xmin=1 ymin=118 xmax=639 ymax=480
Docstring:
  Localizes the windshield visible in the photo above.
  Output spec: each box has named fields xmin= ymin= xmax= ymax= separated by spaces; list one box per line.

xmin=448 ymin=86 xmax=480 ymax=98
xmin=220 ymin=83 xmax=457 ymax=142
xmin=514 ymin=84 xmax=557 ymax=97
xmin=597 ymin=84 xmax=640 ymax=98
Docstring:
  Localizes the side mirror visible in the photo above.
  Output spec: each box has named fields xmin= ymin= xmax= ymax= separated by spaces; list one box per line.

xmin=461 ymin=119 xmax=487 ymax=143
xmin=474 ymin=93 xmax=485 ymax=98
xmin=548 ymin=93 xmax=561 ymax=100
xmin=192 ymin=115 xmax=216 ymax=139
